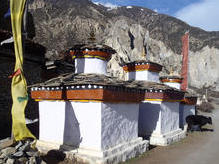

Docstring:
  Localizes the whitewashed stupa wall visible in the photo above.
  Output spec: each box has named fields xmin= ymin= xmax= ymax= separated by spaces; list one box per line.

xmin=38 ymin=101 xmax=139 ymax=151
xmin=139 ymin=101 xmax=180 ymax=136
xmin=101 ymin=103 xmax=139 ymax=150
xmin=162 ymin=82 xmax=181 ymax=90
xmin=39 ymin=101 xmax=66 ymax=145
xmin=126 ymin=70 xmax=160 ymax=83
xmin=160 ymin=102 xmax=180 ymax=134
xmin=75 ymin=58 xmax=107 ymax=75
xmin=138 ymin=101 xmax=162 ymax=136
xmin=39 ymin=101 xmax=102 ymax=150
xmin=179 ymin=104 xmax=196 ymax=128
xmin=70 ymin=101 xmax=102 ymax=150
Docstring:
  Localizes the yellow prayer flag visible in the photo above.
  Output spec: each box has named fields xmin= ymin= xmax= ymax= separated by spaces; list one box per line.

xmin=10 ymin=0 xmax=35 ymax=141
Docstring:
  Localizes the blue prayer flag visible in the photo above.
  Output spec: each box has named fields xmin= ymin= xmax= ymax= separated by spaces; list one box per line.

xmin=4 ymin=8 xmax=11 ymax=18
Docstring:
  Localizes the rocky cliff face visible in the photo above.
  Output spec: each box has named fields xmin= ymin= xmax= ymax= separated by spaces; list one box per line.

xmin=1 ymin=0 xmax=219 ymax=90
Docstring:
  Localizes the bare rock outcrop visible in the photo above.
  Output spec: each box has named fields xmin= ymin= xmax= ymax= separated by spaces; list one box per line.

xmin=1 ymin=0 xmax=219 ymax=90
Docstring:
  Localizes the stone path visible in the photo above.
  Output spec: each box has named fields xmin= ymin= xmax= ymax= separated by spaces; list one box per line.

xmin=126 ymin=102 xmax=218 ymax=164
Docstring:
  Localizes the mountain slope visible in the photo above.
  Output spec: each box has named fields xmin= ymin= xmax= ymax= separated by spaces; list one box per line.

xmin=1 ymin=0 xmax=219 ymax=90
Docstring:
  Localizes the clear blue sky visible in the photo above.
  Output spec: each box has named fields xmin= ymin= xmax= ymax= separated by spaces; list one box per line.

xmin=92 ymin=0 xmax=219 ymax=31
xmin=93 ymin=0 xmax=197 ymax=15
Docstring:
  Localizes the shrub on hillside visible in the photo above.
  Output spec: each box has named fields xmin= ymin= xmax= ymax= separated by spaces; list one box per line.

xmin=197 ymin=102 xmax=214 ymax=113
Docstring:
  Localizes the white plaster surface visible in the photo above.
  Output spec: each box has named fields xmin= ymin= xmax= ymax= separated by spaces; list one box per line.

xmin=139 ymin=102 xmax=162 ymax=136
xmin=127 ymin=70 xmax=160 ymax=82
xmin=163 ymin=82 xmax=181 ymax=89
xmin=71 ymin=102 xmax=102 ymax=150
xmin=38 ymin=100 xmax=148 ymax=162
xmin=139 ymin=101 xmax=184 ymax=146
xmin=101 ymin=103 xmax=139 ymax=150
xmin=160 ymin=102 xmax=180 ymax=134
xmin=75 ymin=58 xmax=107 ymax=75
xmin=39 ymin=101 xmax=102 ymax=150
xmin=39 ymin=101 xmax=66 ymax=144
xmin=179 ymin=104 xmax=196 ymax=128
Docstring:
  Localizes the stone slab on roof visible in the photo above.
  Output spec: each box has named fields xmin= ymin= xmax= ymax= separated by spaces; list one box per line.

xmin=122 ymin=60 xmax=163 ymax=68
xmin=160 ymin=76 xmax=183 ymax=80
xmin=69 ymin=44 xmax=116 ymax=54
xmin=127 ymin=80 xmax=181 ymax=91
xmin=29 ymin=73 xmax=182 ymax=92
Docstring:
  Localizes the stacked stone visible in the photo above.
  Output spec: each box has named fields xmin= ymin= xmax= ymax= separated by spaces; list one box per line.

xmin=0 ymin=139 xmax=43 ymax=164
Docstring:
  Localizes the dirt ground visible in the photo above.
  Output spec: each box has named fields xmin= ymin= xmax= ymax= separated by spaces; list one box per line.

xmin=125 ymin=101 xmax=219 ymax=164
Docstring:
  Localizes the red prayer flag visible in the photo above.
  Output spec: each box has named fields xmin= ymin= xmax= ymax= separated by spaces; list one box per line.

xmin=181 ymin=32 xmax=189 ymax=91
xmin=8 ymin=68 xmax=21 ymax=78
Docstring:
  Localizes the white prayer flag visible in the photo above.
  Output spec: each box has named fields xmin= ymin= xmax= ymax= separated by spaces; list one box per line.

xmin=0 ymin=36 xmax=14 ymax=46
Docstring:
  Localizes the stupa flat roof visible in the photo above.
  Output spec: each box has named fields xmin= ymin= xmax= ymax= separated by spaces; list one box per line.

xmin=160 ymin=76 xmax=183 ymax=80
xmin=30 ymin=73 xmax=181 ymax=92
xmin=69 ymin=44 xmax=116 ymax=54
xmin=30 ymin=73 xmax=184 ymax=102
xmin=122 ymin=60 xmax=163 ymax=68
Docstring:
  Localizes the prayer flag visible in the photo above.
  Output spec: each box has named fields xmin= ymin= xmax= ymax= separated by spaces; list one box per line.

xmin=10 ymin=0 xmax=35 ymax=141
xmin=181 ymin=32 xmax=189 ymax=91
xmin=0 ymin=36 xmax=14 ymax=45
xmin=4 ymin=8 xmax=11 ymax=18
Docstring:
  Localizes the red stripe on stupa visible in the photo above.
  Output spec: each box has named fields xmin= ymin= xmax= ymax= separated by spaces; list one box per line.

xmin=181 ymin=32 xmax=189 ymax=91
